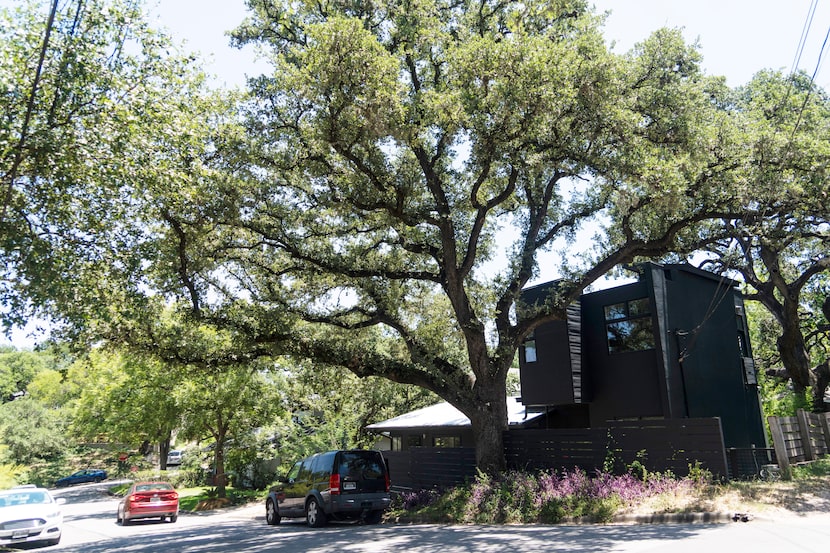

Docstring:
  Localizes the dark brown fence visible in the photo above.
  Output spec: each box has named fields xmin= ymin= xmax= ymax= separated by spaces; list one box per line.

xmin=384 ymin=447 xmax=477 ymax=489
xmin=768 ymin=409 xmax=830 ymax=479
xmin=505 ymin=418 xmax=729 ymax=478
xmin=385 ymin=417 xmax=732 ymax=490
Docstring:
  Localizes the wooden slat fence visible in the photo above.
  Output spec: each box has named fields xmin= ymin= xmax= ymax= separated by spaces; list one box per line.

xmin=768 ymin=409 xmax=830 ymax=479
xmin=503 ymin=428 xmax=607 ymax=472
xmin=505 ymin=418 xmax=729 ymax=478
xmin=384 ymin=447 xmax=476 ymax=489
xmin=386 ymin=418 xmax=737 ymax=490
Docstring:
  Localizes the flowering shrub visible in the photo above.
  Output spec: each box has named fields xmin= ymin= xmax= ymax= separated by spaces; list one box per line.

xmin=393 ymin=466 xmax=707 ymax=524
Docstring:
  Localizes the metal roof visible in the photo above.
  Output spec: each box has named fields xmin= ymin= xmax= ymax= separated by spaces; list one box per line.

xmin=366 ymin=397 xmax=544 ymax=431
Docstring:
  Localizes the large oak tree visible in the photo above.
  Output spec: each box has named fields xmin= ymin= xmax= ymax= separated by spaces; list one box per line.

xmin=2 ymin=0 xmax=760 ymax=472
xmin=140 ymin=0 xmax=752 ymax=472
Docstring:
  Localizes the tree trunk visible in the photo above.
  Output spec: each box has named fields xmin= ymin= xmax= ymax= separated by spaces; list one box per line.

xmin=813 ymin=360 xmax=830 ymax=413
xmin=213 ymin=432 xmax=227 ymax=498
xmin=776 ymin=315 xmax=814 ymax=397
xmin=159 ymin=436 xmax=171 ymax=471
xmin=466 ymin=390 xmax=508 ymax=474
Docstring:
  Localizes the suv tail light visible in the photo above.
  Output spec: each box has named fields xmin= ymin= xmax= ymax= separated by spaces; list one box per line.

xmin=329 ymin=473 xmax=340 ymax=495
xmin=384 ymin=472 xmax=391 ymax=492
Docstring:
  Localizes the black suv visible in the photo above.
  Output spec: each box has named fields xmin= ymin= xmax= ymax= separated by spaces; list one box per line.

xmin=265 ymin=449 xmax=392 ymax=527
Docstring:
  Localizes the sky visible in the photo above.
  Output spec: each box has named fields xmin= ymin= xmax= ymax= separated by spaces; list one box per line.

xmin=4 ymin=0 xmax=829 ymax=348
xmin=150 ymin=0 xmax=830 ymax=88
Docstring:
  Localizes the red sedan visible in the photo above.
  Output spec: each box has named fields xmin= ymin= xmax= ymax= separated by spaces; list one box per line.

xmin=117 ymin=481 xmax=179 ymax=525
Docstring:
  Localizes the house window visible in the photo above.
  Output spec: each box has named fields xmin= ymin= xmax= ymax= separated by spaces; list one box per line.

xmin=391 ymin=436 xmax=402 ymax=451
xmin=406 ymin=435 xmax=423 ymax=448
xmin=433 ymin=436 xmax=461 ymax=448
xmin=605 ymin=298 xmax=655 ymax=354
xmin=524 ymin=339 xmax=537 ymax=363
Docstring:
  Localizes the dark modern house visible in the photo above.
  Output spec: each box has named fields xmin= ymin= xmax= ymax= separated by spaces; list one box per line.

xmin=518 ymin=262 xmax=766 ymax=451
xmin=368 ymin=263 xmax=768 ymax=482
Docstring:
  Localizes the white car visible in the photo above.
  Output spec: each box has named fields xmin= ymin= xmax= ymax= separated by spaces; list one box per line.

xmin=0 ymin=485 xmax=65 ymax=547
xmin=166 ymin=450 xmax=183 ymax=466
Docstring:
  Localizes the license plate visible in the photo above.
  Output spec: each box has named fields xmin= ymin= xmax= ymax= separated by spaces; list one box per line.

xmin=151 ymin=497 xmax=161 ymax=503
xmin=343 ymin=482 xmax=357 ymax=491
xmin=12 ymin=530 xmax=28 ymax=539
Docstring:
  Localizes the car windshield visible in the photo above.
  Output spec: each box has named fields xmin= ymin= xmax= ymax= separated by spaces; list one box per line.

xmin=0 ymin=491 xmax=53 ymax=507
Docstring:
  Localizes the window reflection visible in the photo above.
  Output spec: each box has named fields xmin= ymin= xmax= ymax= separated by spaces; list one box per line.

xmin=604 ymin=297 xmax=655 ymax=354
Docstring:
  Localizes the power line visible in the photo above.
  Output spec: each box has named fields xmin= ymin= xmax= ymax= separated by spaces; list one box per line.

xmin=790 ymin=0 xmax=820 ymax=76
xmin=790 ymin=23 xmax=830 ymax=141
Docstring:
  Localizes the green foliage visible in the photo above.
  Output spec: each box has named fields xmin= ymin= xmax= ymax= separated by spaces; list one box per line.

xmin=0 ymin=453 xmax=25 ymax=489
xmin=686 ymin=461 xmax=714 ymax=486
xmin=273 ymin=361 xmax=437 ymax=469
xmin=70 ymin=349 xmax=180 ymax=446
xmin=0 ymin=0 xmax=222 ymax=344
xmin=165 ymin=453 xmax=206 ymax=489
xmin=791 ymin=456 xmax=830 ymax=479
xmin=627 ymin=450 xmax=649 ymax=481
xmin=757 ymin=368 xmax=812 ymax=418
xmin=0 ymin=398 xmax=66 ymax=463
xmin=0 ymin=348 xmax=53 ymax=401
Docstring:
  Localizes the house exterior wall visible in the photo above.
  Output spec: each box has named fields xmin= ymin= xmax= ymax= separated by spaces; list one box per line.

xmin=517 ymin=263 xmax=767 ymax=450
xmin=581 ymin=280 xmax=667 ymax=425
xmin=519 ymin=318 xmax=577 ymax=405
xmin=653 ymin=265 xmax=766 ymax=448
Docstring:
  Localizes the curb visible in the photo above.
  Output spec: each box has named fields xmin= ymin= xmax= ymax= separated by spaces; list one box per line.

xmin=610 ymin=512 xmax=735 ymax=524
xmin=390 ymin=511 xmax=769 ymax=526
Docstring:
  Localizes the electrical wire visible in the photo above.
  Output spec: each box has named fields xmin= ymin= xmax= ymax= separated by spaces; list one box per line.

xmin=790 ymin=0 xmax=820 ymax=76
xmin=789 ymin=23 xmax=830 ymax=141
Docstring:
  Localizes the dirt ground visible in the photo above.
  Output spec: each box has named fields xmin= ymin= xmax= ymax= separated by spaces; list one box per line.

xmin=623 ymin=476 xmax=830 ymax=519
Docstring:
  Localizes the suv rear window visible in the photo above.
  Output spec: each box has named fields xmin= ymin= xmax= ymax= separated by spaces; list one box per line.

xmin=336 ymin=451 xmax=386 ymax=492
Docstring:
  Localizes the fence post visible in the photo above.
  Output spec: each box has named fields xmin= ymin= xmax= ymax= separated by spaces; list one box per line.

xmin=796 ymin=409 xmax=815 ymax=461
xmin=821 ymin=413 xmax=830 ymax=453
xmin=767 ymin=416 xmax=792 ymax=480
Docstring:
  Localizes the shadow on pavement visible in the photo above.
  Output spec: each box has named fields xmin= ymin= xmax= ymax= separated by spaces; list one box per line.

xmin=57 ymin=520 xmax=716 ymax=553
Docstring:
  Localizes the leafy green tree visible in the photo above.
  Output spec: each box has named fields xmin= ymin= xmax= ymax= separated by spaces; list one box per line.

xmin=70 ymin=349 xmax=181 ymax=465
xmin=0 ymin=397 xmax=65 ymax=464
xmin=0 ymin=346 xmax=51 ymax=401
xmin=174 ymin=353 xmax=284 ymax=498
xmin=697 ymin=70 xmax=830 ymax=410
xmin=25 ymin=368 xmax=65 ymax=408
xmin=0 ymin=0 xmax=219 ymax=342
xmin=275 ymin=361 xmax=437 ymax=464
xmin=153 ymin=0 xmax=746 ymax=472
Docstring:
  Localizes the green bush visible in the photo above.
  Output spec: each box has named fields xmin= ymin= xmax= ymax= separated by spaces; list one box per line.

xmin=0 ymin=462 xmax=25 ymax=489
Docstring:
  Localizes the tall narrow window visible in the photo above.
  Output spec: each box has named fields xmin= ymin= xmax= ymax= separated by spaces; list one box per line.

xmin=605 ymin=298 xmax=655 ymax=354
xmin=524 ymin=339 xmax=537 ymax=363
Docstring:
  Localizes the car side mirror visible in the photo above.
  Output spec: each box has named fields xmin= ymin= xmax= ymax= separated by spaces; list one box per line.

xmin=55 ymin=497 xmax=66 ymax=505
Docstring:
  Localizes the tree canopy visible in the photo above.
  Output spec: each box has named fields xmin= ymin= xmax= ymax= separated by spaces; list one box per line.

xmin=696 ymin=70 xmax=830 ymax=409
xmin=4 ymin=0 xmax=824 ymax=473
xmin=121 ymin=0 xmax=756 ymax=471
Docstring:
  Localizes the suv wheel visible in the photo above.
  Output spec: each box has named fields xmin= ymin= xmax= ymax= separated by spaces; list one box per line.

xmin=306 ymin=498 xmax=326 ymax=528
xmin=266 ymin=498 xmax=281 ymax=525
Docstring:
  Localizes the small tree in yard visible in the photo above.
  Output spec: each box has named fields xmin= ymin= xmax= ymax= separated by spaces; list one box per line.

xmin=174 ymin=354 xmax=283 ymax=499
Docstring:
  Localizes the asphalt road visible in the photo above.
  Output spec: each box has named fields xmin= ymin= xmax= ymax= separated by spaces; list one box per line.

xmin=39 ymin=483 xmax=830 ymax=553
